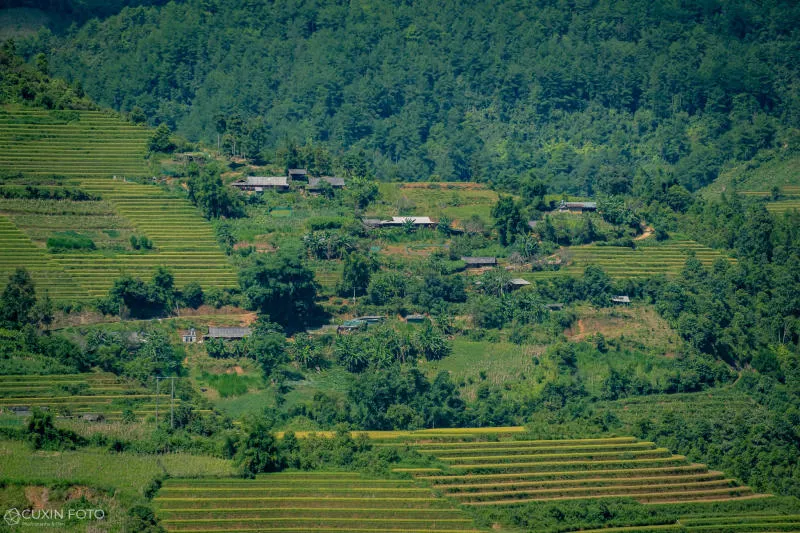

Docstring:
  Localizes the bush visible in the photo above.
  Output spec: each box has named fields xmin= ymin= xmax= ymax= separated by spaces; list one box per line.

xmin=46 ymin=232 xmax=96 ymax=252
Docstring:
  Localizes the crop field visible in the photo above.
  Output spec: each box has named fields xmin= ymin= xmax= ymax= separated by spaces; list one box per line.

xmin=0 ymin=373 xmax=176 ymax=421
xmin=0 ymin=214 xmax=87 ymax=300
xmin=0 ymin=178 xmax=238 ymax=300
xmin=765 ymin=198 xmax=800 ymax=214
xmin=400 ymin=437 xmax=758 ymax=506
xmin=567 ymin=512 xmax=800 ymax=532
xmin=46 ymin=178 xmax=238 ymax=296
xmin=154 ymin=472 xmax=482 ymax=532
xmin=524 ymin=238 xmax=733 ymax=280
xmin=0 ymin=106 xmax=151 ymax=176
xmin=375 ymin=182 xmax=502 ymax=223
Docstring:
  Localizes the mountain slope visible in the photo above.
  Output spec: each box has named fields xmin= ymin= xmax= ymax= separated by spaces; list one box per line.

xmin=26 ymin=0 xmax=800 ymax=191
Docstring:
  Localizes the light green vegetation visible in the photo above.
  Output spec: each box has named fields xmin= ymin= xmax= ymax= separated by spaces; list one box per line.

xmin=0 ymin=438 xmax=235 ymax=502
xmin=406 ymin=437 xmax=757 ymax=506
xmin=0 ymin=214 xmax=86 ymax=300
xmin=0 ymin=106 xmax=151 ymax=176
xmin=373 ymin=182 xmax=502 ymax=223
xmin=0 ymin=373 xmax=180 ymax=421
xmin=568 ymin=509 xmax=800 ymax=532
xmin=424 ymin=339 xmax=543 ymax=402
xmin=154 ymin=472 xmax=483 ymax=532
xmin=524 ymin=237 xmax=734 ymax=280
xmin=765 ymin=197 xmax=800 ymax=214
xmin=702 ymin=152 xmax=800 ymax=200
xmin=47 ymin=177 xmax=237 ymax=297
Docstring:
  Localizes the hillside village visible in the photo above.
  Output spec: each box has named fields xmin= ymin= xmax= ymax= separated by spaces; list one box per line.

xmin=0 ymin=2 xmax=799 ymax=533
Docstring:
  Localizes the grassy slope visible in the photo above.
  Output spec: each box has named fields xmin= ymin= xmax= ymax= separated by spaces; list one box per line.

xmin=701 ymin=151 xmax=800 ymax=200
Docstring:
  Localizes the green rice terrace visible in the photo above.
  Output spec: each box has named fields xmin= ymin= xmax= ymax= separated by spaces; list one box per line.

xmin=392 ymin=437 xmax=760 ymax=506
xmin=154 ymin=472 xmax=482 ymax=533
xmin=0 ymin=177 xmax=238 ymax=300
xmin=525 ymin=238 xmax=734 ymax=280
xmin=567 ymin=513 xmax=800 ymax=532
xmin=740 ymin=186 xmax=800 ymax=215
xmin=0 ymin=106 xmax=151 ymax=177
xmin=0 ymin=373 xmax=174 ymax=421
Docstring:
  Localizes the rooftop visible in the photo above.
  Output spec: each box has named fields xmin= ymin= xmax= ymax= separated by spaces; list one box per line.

xmin=233 ymin=176 xmax=288 ymax=187
xmin=308 ymin=176 xmax=346 ymax=188
xmin=206 ymin=326 xmax=252 ymax=338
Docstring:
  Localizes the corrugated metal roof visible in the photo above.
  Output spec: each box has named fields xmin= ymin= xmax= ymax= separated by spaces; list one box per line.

xmin=206 ymin=327 xmax=252 ymax=338
xmin=235 ymin=176 xmax=288 ymax=187
xmin=461 ymin=256 xmax=497 ymax=265
xmin=308 ymin=176 xmax=346 ymax=188
xmin=389 ymin=216 xmax=433 ymax=224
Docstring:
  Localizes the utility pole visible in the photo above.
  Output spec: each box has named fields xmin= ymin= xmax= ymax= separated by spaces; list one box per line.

xmin=155 ymin=377 xmax=159 ymax=426
xmin=170 ymin=377 xmax=175 ymax=430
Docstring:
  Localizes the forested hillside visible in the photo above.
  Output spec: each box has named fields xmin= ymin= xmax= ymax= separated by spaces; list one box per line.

xmin=22 ymin=0 xmax=800 ymax=191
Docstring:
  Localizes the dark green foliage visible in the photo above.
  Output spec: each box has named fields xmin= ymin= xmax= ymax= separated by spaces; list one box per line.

xmin=0 ymin=185 xmax=98 ymax=201
xmin=347 ymin=368 xmax=466 ymax=430
xmin=239 ymin=252 xmax=322 ymax=331
xmin=236 ymin=421 xmax=282 ymax=477
xmin=126 ymin=505 xmax=166 ymax=533
xmin=32 ymin=0 xmax=800 ymax=189
xmin=337 ymin=252 xmax=376 ymax=297
xmin=491 ymin=196 xmax=526 ymax=246
xmin=149 ymin=123 xmax=174 ymax=153
xmin=187 ymin=166 xmax=244 ymax=219
xmin=46 ymin=231 xmax=96 ymax=252
xmin=0 ymin=268 xmax=36 ymax=326
xmin=26 ymin=408 xmax=84 ymax=450
xmin=180 ymin=281 xmax=204 ymax=309
xmin=101 ymin=267 xmax=179 ymax=319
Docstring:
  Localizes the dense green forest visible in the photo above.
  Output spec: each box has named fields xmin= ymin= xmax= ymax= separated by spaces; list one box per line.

xmin=20 ymin=0 xmax=800 ymax=191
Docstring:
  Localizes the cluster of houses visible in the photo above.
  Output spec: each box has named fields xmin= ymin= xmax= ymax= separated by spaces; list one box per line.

xmin=230 ymin=168 xmax=345 ymax=193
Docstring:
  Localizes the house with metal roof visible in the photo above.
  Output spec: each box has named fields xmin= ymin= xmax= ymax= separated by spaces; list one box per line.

xmin=461 ymin=256 xmax=498 ymax=268
xmin=307 ymin=176 xmax=346 ymax=191
xmin=204 ymin=327 xmax=252 ymax=340
xmin=288 ymin=168 xmax=308 ymax=181
xmin=611 ymin=295 xmax=631 ymax=305
xmin=557 ymin=200 xmax=597 ymax=213
xmin=231 ymin=176 xmax=289 ymax=192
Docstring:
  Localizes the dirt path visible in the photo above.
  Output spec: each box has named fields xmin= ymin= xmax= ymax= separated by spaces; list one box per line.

xmin=635 ymin=225 xmax=654 ymax=241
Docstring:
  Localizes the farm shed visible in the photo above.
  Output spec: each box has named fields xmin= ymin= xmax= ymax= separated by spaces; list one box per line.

xmin=382 ymin=216 xmax=436 ymax=227
xmin=557 ymin=200 xmax=597 ymax=213
xmin=307 ymin=177 xmax=345 ymax=190
xmin=288 ymin=168 xmax=308 ymax=181
xmin=611 ymin=295 xmax=631 ymax=305
xmin=509 ymin=278 xmax=532 ymax=289
xmin=205 ymin=327 xmax=252 ymax=340
xmin=231 ymin=176 xmax=289 ymax=192
xmin=461 ymin=256 xmax=498 ymax=268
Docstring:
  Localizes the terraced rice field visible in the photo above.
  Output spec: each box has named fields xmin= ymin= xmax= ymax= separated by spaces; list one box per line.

xmin=0 ymin=178 xmax=238 ymax=300
xmin=739 ymin=186 xmax=800 ymax=215
xmin=568 ymin=513 xmax=800 ymax=532
xmin=154 ymin=472 xmax=481 ymax=532
xmin=0 ymin=106 xmax=150 ymax=176
xmin=42 ymin=178 xmax=238 ymax=297
xmin=399 ymin=437 xmax=759 ymax=506
xmin=0 ymin=214 xmax=86 ymax=300
xmin=525 ymin=238 xmax=733 ymax=280
xmin=0 ymin=373 xmax=175 ymax=421
xmin=765 ymin=199 xmax=800 ymax=214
